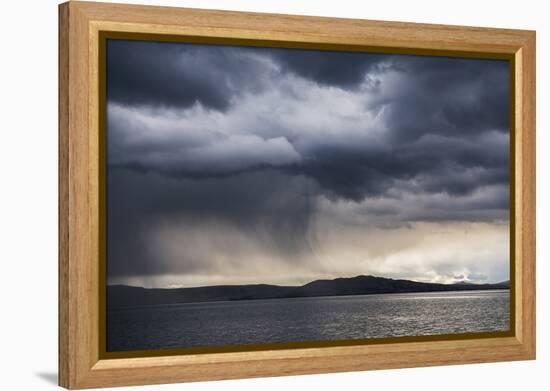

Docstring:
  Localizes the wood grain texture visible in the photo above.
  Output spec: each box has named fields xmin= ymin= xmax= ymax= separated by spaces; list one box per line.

xmin=59 ymin=1 xmax=97 ymax=388
xmin=58 ymin=3 xmax=70 ymax=387
xmin=58 ymin=1 xmax=536 ymax=388
xmin=518 ymin=34 xmax=536 ymax=355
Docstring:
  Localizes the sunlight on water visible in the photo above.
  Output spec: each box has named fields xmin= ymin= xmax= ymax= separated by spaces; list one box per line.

xmin=107 ymin=289 xmax=509 ymax=352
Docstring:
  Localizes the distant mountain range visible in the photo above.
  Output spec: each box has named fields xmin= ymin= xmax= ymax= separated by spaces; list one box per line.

xmin=107 ymin=275 xmax=509 ymax=308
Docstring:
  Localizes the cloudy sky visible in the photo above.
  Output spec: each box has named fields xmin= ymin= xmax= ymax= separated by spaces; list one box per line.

xmin=106 ymin=39 xmax=510 ymax=288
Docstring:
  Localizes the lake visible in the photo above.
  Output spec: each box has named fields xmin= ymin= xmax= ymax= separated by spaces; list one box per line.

xmin=107 ymin=289 xmax=509 ymax=352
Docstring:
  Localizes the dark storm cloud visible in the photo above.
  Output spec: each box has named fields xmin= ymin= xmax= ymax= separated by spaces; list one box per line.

xmin=381 ymin=56 xmax=510 ymax=141
xmin=270 ymin=49 xmax=388 ymax=88
xmin=107 ymin=43 xmax=509 ymax=204
xmin=107 ymin=40 xmax=274 ymax=110
xmin=286 ymin=131 xmax=509 ymax=202
xmin=295 ymin=56 xmax=510 ymax=201
xmin=107 ymin=169 xmax=317 ymax=277
xmin=106 ymin=40 xmax=391 ymax=110
xmin=105 ymin=41 xmax=510 ymax=283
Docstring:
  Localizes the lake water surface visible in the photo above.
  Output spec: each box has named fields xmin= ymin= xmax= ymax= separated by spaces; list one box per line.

xmin=107 ymin=289 xmax=509 ymax=352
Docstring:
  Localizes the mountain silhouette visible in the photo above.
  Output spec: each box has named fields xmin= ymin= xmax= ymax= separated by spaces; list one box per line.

xmin=107 ymin=275 xmax=509 ymax=308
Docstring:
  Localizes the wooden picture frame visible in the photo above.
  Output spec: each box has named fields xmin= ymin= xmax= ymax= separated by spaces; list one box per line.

xmin=59 ymin=1 xmax=536 ymax=389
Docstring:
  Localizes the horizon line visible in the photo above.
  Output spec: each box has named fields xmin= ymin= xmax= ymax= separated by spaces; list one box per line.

xmin=106 ymin=274 xmax=510 ymax=290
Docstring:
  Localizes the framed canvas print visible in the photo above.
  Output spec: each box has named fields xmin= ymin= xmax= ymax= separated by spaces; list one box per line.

xmin=58 ymin=1 xmax=536 ymax=389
